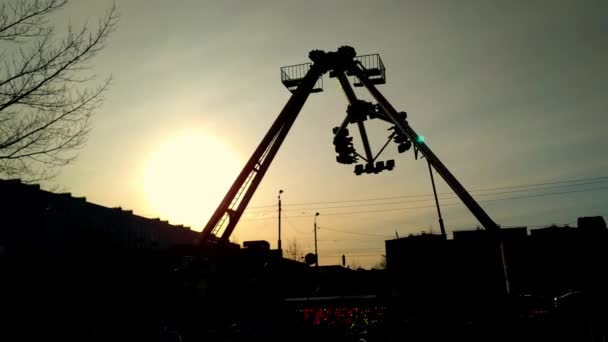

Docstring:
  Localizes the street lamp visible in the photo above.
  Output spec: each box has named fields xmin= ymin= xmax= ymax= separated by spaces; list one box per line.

xmin=314 ymin=212 xmax=320 ymax=268
xmin=278 ymin=190 xmax=283 ymax=252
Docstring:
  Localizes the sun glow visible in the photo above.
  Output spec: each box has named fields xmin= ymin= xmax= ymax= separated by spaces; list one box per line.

xmin=142 ymin=130 xmax=242 ymax=230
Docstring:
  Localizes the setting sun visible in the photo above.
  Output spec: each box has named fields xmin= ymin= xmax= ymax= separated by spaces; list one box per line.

xmin=141 ymin=129 xmax=242 ymax=230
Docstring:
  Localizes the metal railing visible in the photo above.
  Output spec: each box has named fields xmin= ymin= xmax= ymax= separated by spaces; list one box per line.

xmin=281 ymin=63 xmax=323 ymax=92
xmin=351 ymin=54 xmax=386 ymax=86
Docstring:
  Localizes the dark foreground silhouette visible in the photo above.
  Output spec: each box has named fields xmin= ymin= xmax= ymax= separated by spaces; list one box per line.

xmin=1 ymin=179 xmax=607 ymax=341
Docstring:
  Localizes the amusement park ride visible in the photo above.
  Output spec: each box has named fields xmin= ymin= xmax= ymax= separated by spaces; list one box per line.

xmin=197 ymin=46 xmax=501 ymax=248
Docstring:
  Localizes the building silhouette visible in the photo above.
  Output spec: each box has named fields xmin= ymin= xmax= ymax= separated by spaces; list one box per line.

xmin=0 ymin=178 xmax=198 ymax=254
xmin=385 ymin=220 xmax=608 ymax=341
xmin=0 ymin=179 xmax=202 ymax=341
xmin=2 ymin=177 xmax=607 ymax=340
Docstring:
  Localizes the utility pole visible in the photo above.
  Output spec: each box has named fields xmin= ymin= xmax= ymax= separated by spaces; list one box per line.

xmin=278 ymin=190 xmax=283 ymax=252
xmin=314 ymin=212 xmax=319 ymax=269
xmin=428 ymin=160 xmax=446 ymax=239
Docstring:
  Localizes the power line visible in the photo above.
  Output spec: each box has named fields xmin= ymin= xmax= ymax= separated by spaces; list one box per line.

xmin=321 ymin=252 xmax=385 ymax=256
xmin=321 ymin=225 xmax=394 ymax=238
xmin=247 ymin=179 xmax=608 ymax=214
xmin=481 ymin=186 xmax=608 ymax=204
xmin=288 ymin=219 xmax=579 ymax=249
xmin=317 ymin=238 xmax=387 ymax=242
xmin=316 ymin=186 xmax=608 ymax=217
xmin=468 ymin=176 xmax=608 ymax=192
xmin=242 ymin=185 xmax=608 ymax=220
xmin=238 ymin=183 xmax=607 ymax=242
xmin=245 ymin=176 xmax=608 ymax=210
xmin=283 ymin=215 xmax=310 ymax=235
xmin=319 ymin=248 xmax=385 ymax=252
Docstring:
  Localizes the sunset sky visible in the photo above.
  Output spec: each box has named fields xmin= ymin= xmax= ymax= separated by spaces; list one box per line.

xmin=50 ymin=0 xmax=607 ymax=267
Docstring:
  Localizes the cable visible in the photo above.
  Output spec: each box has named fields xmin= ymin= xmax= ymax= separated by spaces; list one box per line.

xmin=317 ymin=238 xmax=387 ymax=242
xmin=321 ymin=252 xmax=385 ymax=256
xmin=241 ymin=185 xmax=608 ymax=220
xmin=320 ymin=249 xmax=385 ymax=253
xmin=245 ymin=176 xmax=608 ymax=210
xmin=239 ymin=184 xmax=607 ymax=241
xmin=283 ymin=215 xmax=310 ymax=235
xmin=321 ymin=226 xmax=393 ymax=238
xmin=247 ymin=179 xmax=608 ymax=214
xmin=482 ymin=186 xmax=608 ymax=204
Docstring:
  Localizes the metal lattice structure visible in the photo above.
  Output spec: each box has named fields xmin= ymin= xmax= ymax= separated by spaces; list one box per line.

xmin=199 ymin=46 xmax=500 ymax=247
xmin=351 ymin=54 xmax=386 ymax=86
xmin=281 ymin=63 xmax=323 ymax=93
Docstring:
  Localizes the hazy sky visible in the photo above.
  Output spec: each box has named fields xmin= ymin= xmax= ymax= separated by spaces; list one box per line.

xmin=49 ymin=0 xmax=607 ymax=267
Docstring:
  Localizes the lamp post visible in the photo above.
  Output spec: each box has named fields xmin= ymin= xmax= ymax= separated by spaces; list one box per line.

xmin=314 ymin=212 xmax=319 ymax=268
xmin=278 ymin=190 xmax=283 ymax=252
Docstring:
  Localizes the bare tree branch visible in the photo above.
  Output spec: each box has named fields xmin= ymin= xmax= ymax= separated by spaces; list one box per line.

xmin=0 ymin=0 xmax=118 ymax=182
xmin=285 ymin=238 xmax=304 ymax=261
xmin=0 ymin=0 xmax=67 ymax=41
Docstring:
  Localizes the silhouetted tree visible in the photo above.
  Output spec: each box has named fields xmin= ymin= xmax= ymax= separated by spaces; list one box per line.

xmin=349 ymin=259 xmax=362 ymax=270
xmin=0 ymin=0 xmax=118 ymax=181
xmin=373 ymin=254 xmax=386 ymax=270
xmin=285 ymin=238 xmax=303 ymax=261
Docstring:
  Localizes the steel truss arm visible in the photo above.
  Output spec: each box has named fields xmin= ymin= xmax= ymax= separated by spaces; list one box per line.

xmin=335 ymin=73 xmax=375 ymax=163
xmin=347 ymin=64 xmax=500 ymax=233
xmin=199 ymin=66 xmax=324 ymax=244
